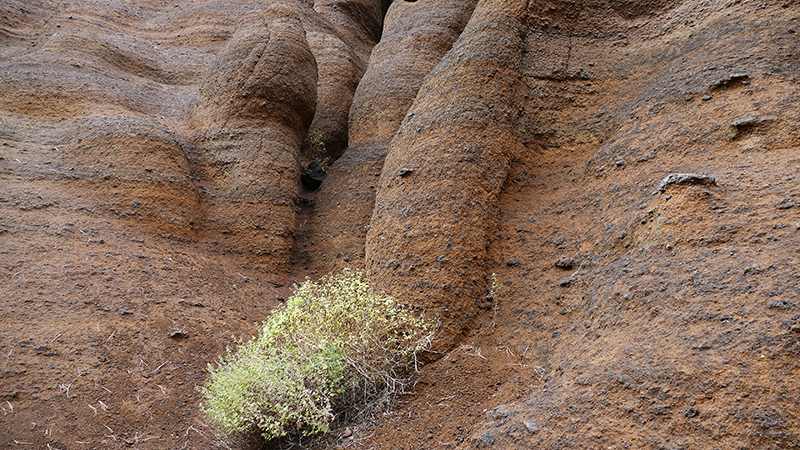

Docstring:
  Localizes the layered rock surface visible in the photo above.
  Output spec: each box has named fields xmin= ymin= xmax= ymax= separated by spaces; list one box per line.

xmin=0 ymin=0 xmax=376 ymax=447
xmin=1 ymin=0 xmax=799 ymax=449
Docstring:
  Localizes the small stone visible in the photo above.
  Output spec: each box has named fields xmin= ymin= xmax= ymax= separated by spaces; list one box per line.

xmin=708 ymin=72 xmax=749 ymax=91
xmin=743 ymin=264 xmax=763 ymax=275
xmin=180 ymin=299 xmax=204 ymax=307
xmin=478 ymin=431 xmax=495 ymax=446
xmin=477 ymin=297 xmax=494 ymax=310
xmin=767 ymin=300 xmax=794 ymax=310
xmin=683 ymin=407 xmax=699 ymax=418
xmin=342 ymin=427 xmax=352 ymax=438
xmin=558 ymin=277 xmax=573 ymax=287
xmin=658 ymin=173 xmax=716 ymax=192
xmin=692 ymin=341 xmax=712 ymax=350
xmin=701 ymin=94 xmax=712 ymax=101
xmin=168 ymin=329 xmax=189 ymax=339
xmin=731 ymin=114 xmax=759 ymax=128
xmin=506 ymin=258 xmax=521 ymax=267
xmin=776 ymin=199 xmax=795 ymax=210
xmin=398 ymin=165 xmax=419 ymax=177
xmin=728 ymin=113 xmax=765 ymax=139
xmin=523 ymin=420 xmax=539 ymax=435
xmin=554 ymin=257 xmax=575 ymax=269
xmin=649 ymin=406 xmax=668 ymax=415
xmin=760 ymin=417 xmax=781 ymax=429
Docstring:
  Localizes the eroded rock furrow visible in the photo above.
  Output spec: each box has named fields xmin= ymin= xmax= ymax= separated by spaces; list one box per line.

xmin=367 ymin=0 xmax=527 ymax=350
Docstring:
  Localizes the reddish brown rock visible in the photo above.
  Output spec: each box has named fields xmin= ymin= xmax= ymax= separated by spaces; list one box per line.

xmin=190 ymin=5 xmax=317 ymax=261
xmin=301 ymin=0 xmax=478 ymax=271
xmin=301 ymin=0 xmax=382 ymax=161
xmin=367 ymin=0 xmax=527 ymax=349
xmin=1 ymin=0 xmax=800 ymax=449
xmin=358 ymin=1 xmax=800 ymax=449
xmin=0 ymin=1 xmax=378 ymax=447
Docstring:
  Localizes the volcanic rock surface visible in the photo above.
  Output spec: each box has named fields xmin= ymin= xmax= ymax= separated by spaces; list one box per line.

xmin=1 ymin=0 xmax=799 ymax=449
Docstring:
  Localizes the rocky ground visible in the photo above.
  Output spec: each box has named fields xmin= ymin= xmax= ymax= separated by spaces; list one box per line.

xmin=1 ymin=0 xmax=799 ymax=449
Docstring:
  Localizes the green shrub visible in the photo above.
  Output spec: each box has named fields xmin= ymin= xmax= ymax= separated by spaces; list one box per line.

xmin=200 ymin=269 xmax=434 ymax=441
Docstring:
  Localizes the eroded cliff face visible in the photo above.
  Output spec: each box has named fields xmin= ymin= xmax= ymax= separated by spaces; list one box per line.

xmin=0 ymin=0 xmax=377 ymax=447
xmin=297 ymin=0 xmax=479 ymax=271
xmin=362 ymin=1 xmax=800 ymax=449
xmin=1 ymin=0 xmax=799 ymax=449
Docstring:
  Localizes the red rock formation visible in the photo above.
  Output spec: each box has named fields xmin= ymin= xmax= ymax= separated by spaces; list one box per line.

xmin=360 ymin=1 xmax=800 ymax=449
xmin=190 ymin=5 xmax=318 ymax=261
xmin=1 ymin=0 xmax=799 ymax=448
xmin=367 ymin=0 xmax=527 ymax=350
xmin=301 ymin=0 xmax=478 ymax=271
xmin=0 ymin=0 xmax=381 ymax=447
